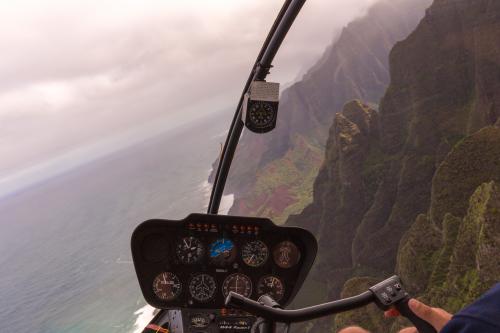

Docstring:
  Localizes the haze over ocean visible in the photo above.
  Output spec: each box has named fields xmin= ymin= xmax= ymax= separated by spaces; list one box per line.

xmin=0 ymin=110 xmax=232 ymax=333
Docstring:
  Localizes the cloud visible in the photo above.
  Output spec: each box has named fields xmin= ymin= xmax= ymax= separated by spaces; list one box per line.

xmin=0 ymin=0 xmax=378 ymax=182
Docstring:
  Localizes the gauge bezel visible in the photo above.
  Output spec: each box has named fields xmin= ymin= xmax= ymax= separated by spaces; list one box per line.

xmin=242 ymin=240 xmax=269 ymax=267
xmin=152 ymin=272 xmax=182 ymax=301
xmin=257 ymin=275 xmax=285 ymax=301
xmin=176 ymin=236 xmax=205 ymax=264
xmin=272 ymin=240 xmax=301 ymax=269
xmin=188 ymin=273 xmax=217 ymax=303
xmin=248 ymin=101 xmax=276 ymax=128
xmin=222 ymin=273 xmax=253 ymax=298
xmin=208 ymin=238 xmax=237 ymax=267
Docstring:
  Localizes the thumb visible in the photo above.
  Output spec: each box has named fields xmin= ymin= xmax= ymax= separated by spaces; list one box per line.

xmin=408 ymin=299 xmax=452 ymax=331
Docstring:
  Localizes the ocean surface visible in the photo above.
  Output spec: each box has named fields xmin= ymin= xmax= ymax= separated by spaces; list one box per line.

xmin=0 ymin=110 xmax=234 ymax=333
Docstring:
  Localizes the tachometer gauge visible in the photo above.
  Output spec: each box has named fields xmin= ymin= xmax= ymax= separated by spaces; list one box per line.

xmin=189 ymin=274 xmax=217 ymax=303
xmin=222 ymin=273 xmax=252 ymax=298
xmin=209 ymin=238 xmax=237 ymax=267
xmin=273 ymin=241 xmax=301 ymax=268
xmin=176 ymin=236 xmax=205 ymax=264
xmin=153 ymin=272 xmax=182 ymax=301
xmin=257 ymin=276 xmax=285 ymax=301
xmin=242 ymin=240 xmax=269 ymax=267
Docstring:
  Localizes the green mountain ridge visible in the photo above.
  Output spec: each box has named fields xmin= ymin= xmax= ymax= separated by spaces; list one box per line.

xmin=287 ymin=0 xmax=500 ymax=331
xmin=217 ymin=0 xmax=431 ymax=225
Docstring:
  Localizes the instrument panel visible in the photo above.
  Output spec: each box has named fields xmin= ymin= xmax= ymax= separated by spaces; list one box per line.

xmin=131 ymin=214 xmax=317 ymax=309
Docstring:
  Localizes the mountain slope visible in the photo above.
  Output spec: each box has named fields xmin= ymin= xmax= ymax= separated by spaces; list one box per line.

xmin=219 ymin=0 xmax=432 ymax=223
xmin=287 ymin=0 xmax=500 ymax=331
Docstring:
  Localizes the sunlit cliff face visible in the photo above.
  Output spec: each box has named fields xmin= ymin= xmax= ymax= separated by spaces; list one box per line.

xmin=0 ymin=0 xmax=377 ymax=195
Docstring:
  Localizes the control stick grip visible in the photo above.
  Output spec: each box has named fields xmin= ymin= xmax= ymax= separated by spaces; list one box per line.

xmin=395 ymin=297 xmax=437 ymax=333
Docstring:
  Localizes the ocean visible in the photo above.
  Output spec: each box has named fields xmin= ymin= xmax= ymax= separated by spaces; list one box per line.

xmin=0 ymin=110 xmax=234 ymax=333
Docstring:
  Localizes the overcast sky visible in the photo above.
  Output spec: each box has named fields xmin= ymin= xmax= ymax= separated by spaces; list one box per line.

xmin=0 ymin=0 xmax=379 ymax=196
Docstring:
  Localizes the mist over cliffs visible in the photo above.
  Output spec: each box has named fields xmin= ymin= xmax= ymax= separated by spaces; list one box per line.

xmin=215 ymin=0 xmax=432 ymax=224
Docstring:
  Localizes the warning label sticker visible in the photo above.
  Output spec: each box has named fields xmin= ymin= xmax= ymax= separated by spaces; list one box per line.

xmin=250 ymin=81 xmax=280 ymax=102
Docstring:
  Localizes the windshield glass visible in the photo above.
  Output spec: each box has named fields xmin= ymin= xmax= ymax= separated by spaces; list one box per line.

xmin=1 ymin=1 xmax=372 ymax=331
xmin=3 ymin=1 xmax=495 ymax=333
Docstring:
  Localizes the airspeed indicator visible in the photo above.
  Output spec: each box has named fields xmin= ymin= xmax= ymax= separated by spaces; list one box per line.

xmin=153 ymin=272 xmax=182 ymax=301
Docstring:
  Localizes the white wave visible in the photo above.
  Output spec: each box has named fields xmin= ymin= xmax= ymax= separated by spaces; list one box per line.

xmin=219 ymin=193 xmax=234 ymax=215
xmin=131 ymin=304 xmax=156 ymax=333
xmin=199 ymin=178 xmax=213 ymax=211
xmin=116 ymin=257 xmax=133 ymax=264
xmin=199 ymin=171 xmax=234 ymax=215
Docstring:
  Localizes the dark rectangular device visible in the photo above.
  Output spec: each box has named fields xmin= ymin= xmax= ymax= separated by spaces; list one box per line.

xmin=242 ymin=81 xmax=280 ymax=133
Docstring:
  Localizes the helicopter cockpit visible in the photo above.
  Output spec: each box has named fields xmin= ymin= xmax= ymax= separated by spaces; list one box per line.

xmin=131 ymin=214 xmax=316 ymax=333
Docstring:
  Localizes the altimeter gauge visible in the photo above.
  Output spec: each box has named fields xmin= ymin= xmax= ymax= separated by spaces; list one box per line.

xmin=273 ymin=241 xmax=301 ymax=268
xmin=176 ymin=236 xmax=205 ymax=264
xmin=153 ymin=272 xmax=182 ymax=301
xmin=222 ymin=273 xmax=253 ymax=298
xmin=242 ymin=240 xmax=269 ymax=267
xmin=257 ymin=276 xmax=285 ymax=301
xmin=189 ymin=274 xmax=217 ymax=303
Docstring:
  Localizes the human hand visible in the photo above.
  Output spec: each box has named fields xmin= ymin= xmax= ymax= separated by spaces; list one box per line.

xmin=385 ymin=299 xmax=452 ymax=333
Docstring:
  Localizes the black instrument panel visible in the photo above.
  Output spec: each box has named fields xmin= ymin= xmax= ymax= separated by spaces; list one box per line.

xmin=131 ymin=214 xmax=317 ymax=310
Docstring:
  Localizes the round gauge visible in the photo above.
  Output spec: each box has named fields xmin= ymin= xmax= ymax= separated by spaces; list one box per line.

xmin=249 ymin=102 xmax=275 ymax=128
xmin=176 ymin=236 xmax=205 ymax=264
xmin=189 ymin=274 xmax=217 ymax=303
xmin=190 ymin=313 xmax=211 ymax=328
xmin=222 ymin=273 xmax=253 ymax=298
xmin=209 ymin=238 xmax=237 ymax=267
xmin=273 ymin=241 xmax=301 ymax=268
xmin=257 ymin=276 xmax=285 ymax=302
xmin=152 ymin=272 xmax=182 ymax=301
xmin=242 ymin=240 xmax=269 ymax=267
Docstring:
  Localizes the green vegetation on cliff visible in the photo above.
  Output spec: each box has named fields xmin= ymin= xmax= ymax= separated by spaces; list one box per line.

xmin=398 ymin=126 xmax=500 ymax=313
xmin=430 ymin=127 xmax=500 ymax=225
xmin=288 ymin=1 xmax=500 ymax=332
xmin=399 ymin=181 xmax=500 ymax=313
xmin=231 ymin=135 xmax=323 ymax=224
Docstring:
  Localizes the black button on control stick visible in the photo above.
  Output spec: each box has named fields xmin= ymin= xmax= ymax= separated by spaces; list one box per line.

xmin=369 ymin=276 xmax=437 ymax=333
